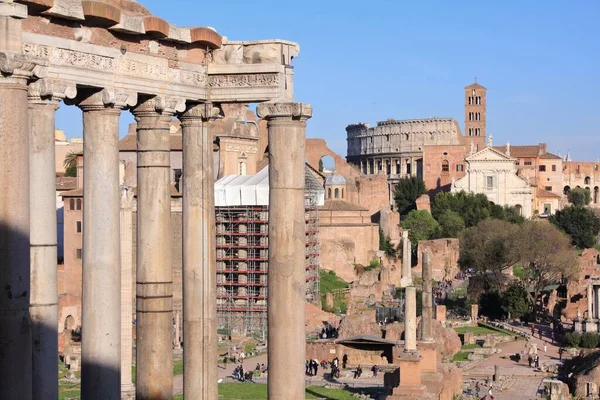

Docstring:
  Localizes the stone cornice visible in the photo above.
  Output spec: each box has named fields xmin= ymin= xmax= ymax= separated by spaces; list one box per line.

xmin=16 ymin=0 xmax=222 ymax=48
xmin=256 ymin=102 xmax=312 ymax=121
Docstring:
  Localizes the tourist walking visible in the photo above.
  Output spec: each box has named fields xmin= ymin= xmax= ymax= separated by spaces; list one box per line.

xmin=543 ymin=343 xmax=547 ymax=353
xmin=342 ymin=354 xmax=348 ymax=369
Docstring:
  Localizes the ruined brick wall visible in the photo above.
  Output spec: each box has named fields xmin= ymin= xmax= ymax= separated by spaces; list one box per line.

xmin=414 ymin=239 xmax=460 ymax=281
xmin=319 ymin=224 xmax=378 ymax=282
xmin=423 ymin=144 xmax=467 ymax=195
xmin=564 ymin=248 xmax=600 ymax=320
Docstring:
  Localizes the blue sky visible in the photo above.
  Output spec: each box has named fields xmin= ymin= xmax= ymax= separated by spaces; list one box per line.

xmin=56 ymin=0 xmax=600 ymax=161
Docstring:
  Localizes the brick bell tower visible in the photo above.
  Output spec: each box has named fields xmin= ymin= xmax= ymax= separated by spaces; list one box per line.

xmin=464 ymin=81 xmax=487 ymax=151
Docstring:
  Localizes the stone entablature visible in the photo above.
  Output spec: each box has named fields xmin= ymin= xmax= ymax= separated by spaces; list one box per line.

xmin=346 ymin=117 xmax=462 ymax=158
xmin=14 ymin=1 xmax=297 ymax=104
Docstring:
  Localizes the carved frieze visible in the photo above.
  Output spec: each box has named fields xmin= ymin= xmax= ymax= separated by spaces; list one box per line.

xmin=208 ymin=73 xmax=280 ymax=88
xmin=23 ymin=43 xmax=115 ymax=72
xmin=256 ymin=102 xmax=312 ymax=120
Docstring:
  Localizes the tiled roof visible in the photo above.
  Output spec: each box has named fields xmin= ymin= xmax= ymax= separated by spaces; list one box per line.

xmin=61 ymin=188 xmax=83 ymax=197
xmin=465 ymin=82 xmax=486 ymax=90
xmin=318 ymin=199 xmax=368 ymax=212
xmin=56 ymin=177 xmax=77 ymax=191
xmin=537 ymin=188 xmax=561 ymax=199
xmin=493 ymin=145 xmax=541 ymax=158
xmin=119 ymin=133 xmax=183 ymax=151
xmin=539 ymin=152 xmax=562 ymax=160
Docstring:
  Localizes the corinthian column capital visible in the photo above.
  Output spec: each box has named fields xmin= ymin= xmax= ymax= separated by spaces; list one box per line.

xmin=28 ymin=78 xmax=77 ymax=104
xmin=256 ymin=101 xmax=312 ymax=121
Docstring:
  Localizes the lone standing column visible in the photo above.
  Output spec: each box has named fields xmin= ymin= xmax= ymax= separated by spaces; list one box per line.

xmin=401 ymin=230 xmax=412 ymax=287
xmin=257 ymin=102 xmax=312 ymax=400
xmin=28 ymin=79 xmax=75 ymax=400
xmin=0 ymin=4 xmax=44 ymax=395
xmin=120 ymin=186 xmax=135 ymax=399
xmin=179 ymin=102 xmax=221 ymax=400
xmin=588 ymin=283 xmax=593 ymax=319
xmin=132 ymin=96 xmax=184 ymax=398
xmin=78 ymin=88 xmax=136 ymax=399
xmin=421 ymin=251 xmax=433 ymax=342
xmin=404 ymin=286 xmax=417 ymax=352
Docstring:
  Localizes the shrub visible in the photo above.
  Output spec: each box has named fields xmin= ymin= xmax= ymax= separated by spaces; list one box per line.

xmin=580 ymin=333 xmax=599 ymax=349
xmin=563 ymin=331 xmax=582 ymax=347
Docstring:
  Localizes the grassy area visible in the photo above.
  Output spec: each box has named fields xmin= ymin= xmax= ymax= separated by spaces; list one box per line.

xmin=319 ymin=269 xmax=349 ymax=295
xmin=61 ymin=383 xmax=375 ymax=400
xmin=461 ymin=343 xmax=482 ymax=350
xmin=130 ymin=358 xmax=184 ymax=384
xmin=217 ymin=383 xmax=381 ymax=399
xmin=451 ymin=352 xmax=470 ymax=362
xmin=454 ymin=326 xmax=509 ymax=336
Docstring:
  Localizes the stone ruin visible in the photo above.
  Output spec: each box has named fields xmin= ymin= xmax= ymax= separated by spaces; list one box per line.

xmin=0 ymin=0 xmax=311 ymax=399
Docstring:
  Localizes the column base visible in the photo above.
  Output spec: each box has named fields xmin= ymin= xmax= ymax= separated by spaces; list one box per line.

xmin=418 ymin=341 xmax=437 ymax=373
xmin=584 ymin=319 xmax=598 ymax=332
xmin=121 ymin=383 xmax=135 ymax=400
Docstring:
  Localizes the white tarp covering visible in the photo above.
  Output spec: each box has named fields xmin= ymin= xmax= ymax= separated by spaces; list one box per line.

xmin=214 ymin=165 xmax=324 ymax=207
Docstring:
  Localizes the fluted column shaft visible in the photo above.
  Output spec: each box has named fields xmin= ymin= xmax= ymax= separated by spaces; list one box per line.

xmin=588 ymin=283 xmax=593 ymax=319
xmin=78 ymin=89 xmax=129 ymax=400
xmin=421 ymin=251 xmax=433 ymax=342
xmin=179 ymin=103 xmax=219 ymax=400
xmin=0 ymin=63 xmax=32 ymax=400
xmin=257 ymin=102 xmax=312 ymax=400
xmin=28 ymin=78 xmax=75 ymax=400
xmin=133 ymin=96 xmax=183 ymax=399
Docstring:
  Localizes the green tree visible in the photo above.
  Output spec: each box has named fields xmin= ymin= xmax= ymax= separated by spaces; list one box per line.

xmin=318 ymin=158 xmax=324 ymax=172
xmin=568 ymin=187 xmax=592 ymax=206
xmin=379 ymin=228 xmax=396 ymax=258
xmin=459 ymin=219 xmax=519 ymax=290
xmin=436 ymin=209 xmax=465 ymax=238
xmin=501 ymin=282 xmax=531 ymax=319
xmin=401 ymin=210 xmax=441 ymax=246
xmin=432 ymin=191 xmax=491 ymax=228
xmin=550 ymin=206 xmax=600 ymax=248
xmin=63 ymin=151 xmax=78 ymax=177
xmin=393 ymin=176 xmax=427 ymax=216
xmin=512 ymin=221 xmax=578 ymax=318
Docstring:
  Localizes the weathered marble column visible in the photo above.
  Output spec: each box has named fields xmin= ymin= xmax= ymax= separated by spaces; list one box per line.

xmin=401 ymin=230 xmax=412 ymax=287
xmin=132 ymin=96 xmax=184 ymax=398
xmin=257 ymin=102 xmax=312 ymax=400
xmin=179 ymin=102 xmax=221 ymax=400
xmin=404 ymin=286 xmax=417 ymax=352
xmin=596 ymin=286 xmax=600 ymax=320
xmin=421 ymin=251 xmax=433 ymax=342
xmin=588 ymin=283 xmax=593 ymax=319
xmin=120 ymin=186 xmax=135 ymax=399
xmin=173 ymin=311 xmax=180 ymax=350
xmin=28 ymin=78 xmax=75 ymax=400
xmin=0 ymin=5 xmax=45 ymax=394
xmin=78 ymin=88 xmax=135 ymax=399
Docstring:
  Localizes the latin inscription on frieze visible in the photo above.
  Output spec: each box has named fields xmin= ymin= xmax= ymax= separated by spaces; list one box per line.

xmin=208 ymin=73 xmax=280 ymax=87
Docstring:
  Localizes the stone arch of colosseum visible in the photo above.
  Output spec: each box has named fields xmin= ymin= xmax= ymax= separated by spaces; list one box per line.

xmin=1 ymin=1 xmax=311 ymax=399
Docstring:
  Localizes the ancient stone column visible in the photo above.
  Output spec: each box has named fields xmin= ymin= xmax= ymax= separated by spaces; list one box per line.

xmin=120 ymin=186 xmax=135 ymax=399
xmin=596 ymin=286 xmax=600 ymax=320
xmin=78 ymin=88 xmax=135 ymax=399
xmin=0 ymin=6 xmax=45 ymax=395
xmin=132 ymin=96 xmax=184 ymax=398
xmin=173 ymin=311 xmax=180 ymax=350
xmin=257 ymin=102 xmax=312 ymax=400
xmin=404 ymin=286 xmax=417 ymax=352
xmin=28 ymin=78 xmax=75 ymax=400
xmin=179 ymin=102 xmax=221 ymax=400
xmin=588 ymin=283 xmax=593 ymax=319
xmin=421 ymin=251 xmax=433 ymax=342
xmin=401 ymin=230 xmax=412 ymax=287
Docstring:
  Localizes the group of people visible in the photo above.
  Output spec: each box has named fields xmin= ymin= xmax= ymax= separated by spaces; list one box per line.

xmin=305 ymin=359 xmax=320 ymax=376
xmin=434 ymin=280 xmax=452 ymax=303
xmin=527 ymin=354 xmax=541 ymax=368
xmin=320 ymin=325 xmax=339 ymax=339
xmin=232 ymin=362 xmax=267 ymax=382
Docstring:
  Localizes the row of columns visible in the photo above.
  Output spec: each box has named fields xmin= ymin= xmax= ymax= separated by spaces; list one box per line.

xmin=587 ymin=283 xmax=600 ymax=320
xmin=1 ymin=59 xmax=311 ymax=399
xmin=358 ymin=157 xmax=418 ymax=177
